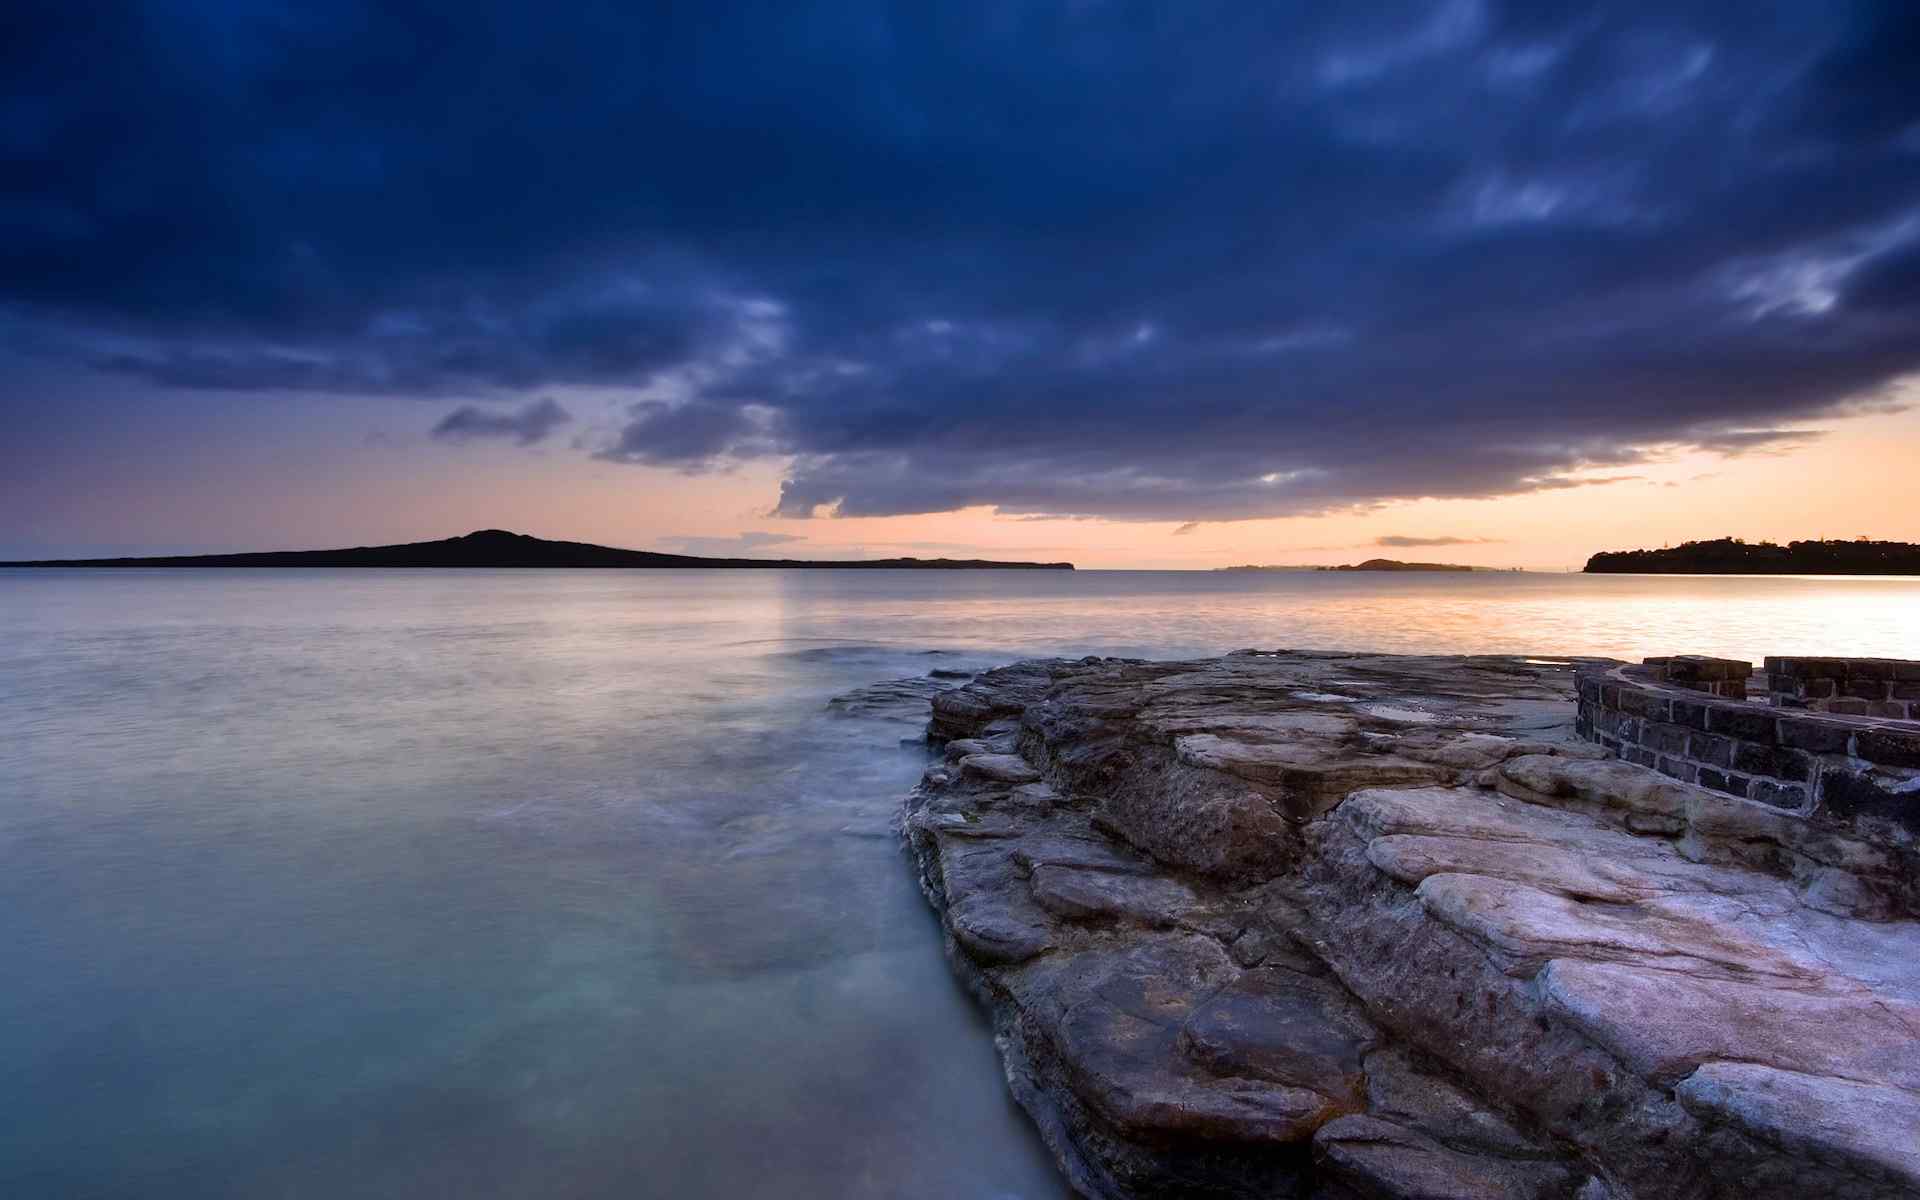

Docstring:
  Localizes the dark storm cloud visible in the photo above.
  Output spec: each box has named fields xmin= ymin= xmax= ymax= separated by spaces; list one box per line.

xmin=4 ymin=0 xmax=1920 ymax=520
xmin=595 ymin=399 xmax=776 ymax=467
xmin=432 ymin=398 xmax=570 ymax=445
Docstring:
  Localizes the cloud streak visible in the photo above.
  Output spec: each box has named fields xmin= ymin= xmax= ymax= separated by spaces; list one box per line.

xmin=660 ymin=531 xmax=806 ymax=556
xmin=1374 ymin=536 xmax=1502 ymax=548
xmin=431 ymin=398 xmax=571 ymax=446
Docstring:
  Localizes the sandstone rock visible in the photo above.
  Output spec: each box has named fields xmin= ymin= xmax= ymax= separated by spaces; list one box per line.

xmin=1026 ymin=937 xmax=1345 ymax=1145
xmin=1360 ymin=1047 xmax=1542 ymax=1158
xmin=1010 ymin=831 xmax=1157 ymax=877
xmin=943 ymin=737 xmax=993 ymax=759
xmin=1675 ymin=1062 xmax=1920 ymax=1191
xmin=1537 ymin=958 xmax=1920 ymax=1090
xmin=1028 ymin=863 xmax=1200 ymax=926
xmin=1175 ymin=733 xmax=1454 ymax=818
xmin=960 ymin=752 xmax=1043 ymax=784
xmin=948 ymin=892 xmax=1054 ymax=963
xmin=1177 ymin=966 xmax=1377 ymax=1105
xmin=1314 ymin=1115 xmax=1578 ymax=1200
xmin=897 ymin=650 xmax=1920 ymax=1200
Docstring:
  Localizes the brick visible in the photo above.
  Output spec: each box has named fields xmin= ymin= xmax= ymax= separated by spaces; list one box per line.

xmin=1642 ymin=722 xmax=1691 ymax=756
xmin=1733 ymin=742 xmax=1810 ymax=782
xmin=1618 ymin=688 xmax=1670 ymax=722
xmin=1827 ymin=699 xmax=1871 ymax=716
xmin=1847 ymin=660 xmax=1895 ymax=680
xmin=1747 ymin=779 xmax=1807 ymax=810
xmin=1623 ymin=745 xmax=1657 ymax=768
xmin=1698 ymin=768 xmax=1750 ymax=799
xmin=1668 ymin=699 xmax=1708 ymax=730
xmin=1777 ymin=717 xmax=1852 ymax=756
xmin=1664 ymin=655 xmax=1750 ymax=682
xmin=1890 ymin=682 xmax=1920 ymax=701
xmin=1870 ymin=702 xmax=1909 ymax=720
xmin=1687 ymin=732 xmax=1735 ymax=768
xmin=1783 ymin=657 xmax=1847 ymax=678
xmin=1843 ymin=679 xmax=1889 ymax=701
xmin=1800 ymin=678 xmax=1837 ymax=700
xmin=1658 ymin=757 xmax=1699 ymax=784
xmin=1818 ymin=769 xmax=1919 ymax=836
xmin=1854 ymin=728 xmax=1920 ymax=770
xmin=1706 ymin=706 xmax=1776 ymax=742
xmin=1600 ymin=683 xmax=1621 ymax=709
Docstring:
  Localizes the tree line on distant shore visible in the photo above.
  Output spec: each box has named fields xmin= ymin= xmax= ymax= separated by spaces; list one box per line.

xmin=1584 ymin=537 xmax=1920 ymax=574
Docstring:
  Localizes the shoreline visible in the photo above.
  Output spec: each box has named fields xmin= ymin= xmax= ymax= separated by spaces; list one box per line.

xmin=900 ymin=650 xmax=1920 ymax=1199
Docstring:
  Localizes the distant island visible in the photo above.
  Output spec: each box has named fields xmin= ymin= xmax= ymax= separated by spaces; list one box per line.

xmin=1 ymin=529 xmax=1076 ymax=570
xmin=1219 ymin=558 xmax=1499 ymax=573
xmin=1584 ymin=537 xmax=1920 ymax=575
xmin=1322 ymin=558 xmax=1487 ymax=572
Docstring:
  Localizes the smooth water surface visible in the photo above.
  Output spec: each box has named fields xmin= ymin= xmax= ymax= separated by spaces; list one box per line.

xmin=4 ymin=568 xmax=1917 ymax=1198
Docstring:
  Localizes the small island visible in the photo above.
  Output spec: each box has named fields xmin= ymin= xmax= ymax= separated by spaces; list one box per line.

xmin=1218 ymin=559 xmax=1492 ymax=573
xmin=1584 ymin=537 xmax=1920 ymax=575
xmin=1321 ymin=558 xmax=1480 ymax=572
xmin=1 ymin=529 xmax=1076 ymax=570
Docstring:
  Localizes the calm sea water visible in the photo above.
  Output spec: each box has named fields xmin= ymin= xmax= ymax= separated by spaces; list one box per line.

xmin=4 ymin=568 xmax=1918 ymax=1198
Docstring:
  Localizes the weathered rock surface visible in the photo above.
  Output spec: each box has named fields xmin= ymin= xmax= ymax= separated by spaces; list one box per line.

xmin=898 ymin=651 xmax=1920 ymax=1199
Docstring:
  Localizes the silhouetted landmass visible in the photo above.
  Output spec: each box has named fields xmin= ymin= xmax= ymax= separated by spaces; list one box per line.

xmin=1324 ymin=558 xmax=1478 ymax=572
xmin=1218 ymin=559 xmax=1494 ymax=572
xmin=1584 ymin=537 xmax=1920 ymax=575
xmin=1 ymin=529 xmax=1075 ymax=570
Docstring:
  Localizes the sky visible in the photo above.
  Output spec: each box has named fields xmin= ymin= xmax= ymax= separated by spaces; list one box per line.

xmin=4 ymin=1 xmax=1920 ymax=568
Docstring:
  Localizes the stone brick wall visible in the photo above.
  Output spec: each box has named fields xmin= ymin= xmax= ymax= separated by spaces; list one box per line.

xmin=1575 ymin=659 xmax=1920 ymax=833
xmin=1766 ymin=656 xmax=1920 ymax=721
xmin=1642 ymin=654 xmax=1751 ymax=699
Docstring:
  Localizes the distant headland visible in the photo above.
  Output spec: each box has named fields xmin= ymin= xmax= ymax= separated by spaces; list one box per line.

xmin=1219 ymin=558 xmax=1503 ymax=573
xmin=0 ymin=529 xmax=1076 ymax=570
xmin=1584 ymin=537 xmax=1920 ymax=575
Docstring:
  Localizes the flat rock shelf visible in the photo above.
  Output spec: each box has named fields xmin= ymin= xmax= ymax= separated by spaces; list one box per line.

xmin=895 ymin=651 xmax=1920 ymax=1200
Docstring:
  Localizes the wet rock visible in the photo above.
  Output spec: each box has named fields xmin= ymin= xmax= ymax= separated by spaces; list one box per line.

xmin=1010 ymin=831 xmax=1157 ymax=877
xmin=948 ymin=892 xmax=1054 ymax=963
xmin=1028 ymin=864 xmax=1200 ymax=926
xmin=1314 ymin=1116 xmax=1578 ymax=1200
xmin=1177 ymin=967 xmax=1377 ymax=1105
xmin=1360 ymin=1047 xmax=1542 ymax=1158
xmin=960 ymin=752 xmax=1044 ymax=784
xmin=1023 ymin=936 xmax=1344 ymax=1145
xmin=825 ymin=674 xmax=954 ymax=720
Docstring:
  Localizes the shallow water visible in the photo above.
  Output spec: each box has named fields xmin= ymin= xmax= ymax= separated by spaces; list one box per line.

xmin=3 ymin=568 xmax=1917 ymax=1198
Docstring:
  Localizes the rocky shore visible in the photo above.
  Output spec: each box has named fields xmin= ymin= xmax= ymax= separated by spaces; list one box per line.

xmin=897 ymin=651 xmax=1920 ymax=1199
